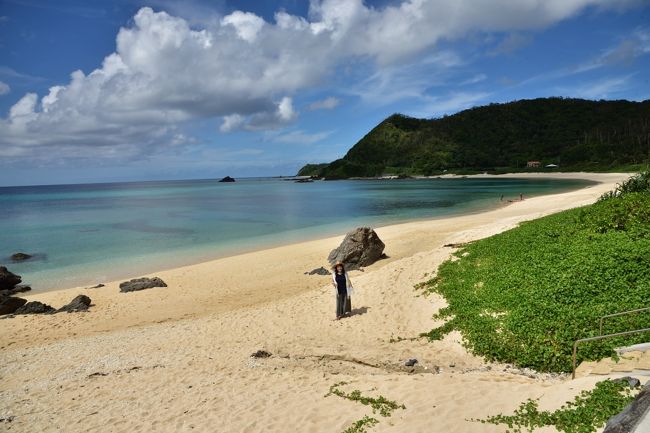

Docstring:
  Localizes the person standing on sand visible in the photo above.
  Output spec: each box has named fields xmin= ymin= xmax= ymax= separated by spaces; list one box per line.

xmin=332 ymin=262 xmax=353 ymax=320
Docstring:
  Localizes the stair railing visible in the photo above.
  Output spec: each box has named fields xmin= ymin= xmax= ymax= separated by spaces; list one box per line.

xmin=572 ymin=306 xmax=650 ymax=379
xmin=599 ymin=306 xmax=650 ymax=335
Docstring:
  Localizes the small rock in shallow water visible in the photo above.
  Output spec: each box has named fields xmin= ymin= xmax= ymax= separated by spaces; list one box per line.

xmin=86 ymin=284 xmax=105 ymax=289
xmin=10 ymin=252 xmax=32 ymax=262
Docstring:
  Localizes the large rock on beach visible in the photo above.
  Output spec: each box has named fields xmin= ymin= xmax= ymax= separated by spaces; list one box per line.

xmin=0 ymin=297 xmax=27 ymax=315
xmin=0 ymin=285 xmax=31 ymax=298
xmin=57 ymin=295 xmax=92 ymax=313
xmin=328 ymin=227 xmax=385 ymax=270
xmin=218 ymin=176 xmax=235 ymax=182
xmin=14 ymin=301 xmax=56 ymax=315
xmin=0 ymin=266 xmax=21 ymax=290
xmin=119 ymin=277 xmax=167 ymax=293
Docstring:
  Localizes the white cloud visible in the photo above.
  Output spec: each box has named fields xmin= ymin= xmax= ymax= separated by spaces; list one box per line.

xmin=1 ymin=1 xmax=639 ymax=165
xmin=219 ymin=114 xmax=245 ymax=133
xmin=221 ymin=97 xmax=297 ymax=132
xmin=570 ymin=75 xmax=634 ymax=99
xmin=270 ymin=129 xmax=333 ymax=144
xmin=222 ymin=11 xmax=265 ymax=42
xmin=459 ymin=73 xmax=487 ymax=85
xmin=0 ymin=80 xmax=10 ymax=95
xmin=423 ymin=91 xmax=492 ymax=117
xmin=308 ymin=96 xmax=340 ymax=110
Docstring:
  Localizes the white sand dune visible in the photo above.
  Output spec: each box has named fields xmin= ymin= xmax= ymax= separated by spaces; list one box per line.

xmin=0 ymin=172 xmax=631 ymax=432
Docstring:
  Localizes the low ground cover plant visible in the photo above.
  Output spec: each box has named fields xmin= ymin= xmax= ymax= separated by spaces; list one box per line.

xmin=422 ymin=171 xmax=650 ymax=372
xmin=476 ymin=379 xmax=638 ymax=433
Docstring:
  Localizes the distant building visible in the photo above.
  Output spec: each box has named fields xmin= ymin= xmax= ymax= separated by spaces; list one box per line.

xmin=527 ymin=161 xmax=541 ymax=168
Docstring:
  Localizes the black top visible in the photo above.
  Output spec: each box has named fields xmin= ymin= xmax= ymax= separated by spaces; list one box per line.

xmin=335 ymin=272 xmax=347 ymax=295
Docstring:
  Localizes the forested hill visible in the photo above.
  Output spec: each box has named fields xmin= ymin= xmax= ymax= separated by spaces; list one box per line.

xmin=298 ymin=98 xmax=650 ymax=178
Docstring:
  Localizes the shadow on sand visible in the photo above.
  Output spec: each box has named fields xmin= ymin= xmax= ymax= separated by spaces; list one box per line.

xmin=344 ymin=306 xmax=369 ymax=318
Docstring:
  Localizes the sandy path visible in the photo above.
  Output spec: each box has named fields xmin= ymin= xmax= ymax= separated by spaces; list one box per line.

xmin=0 ymin=172 xmax=631 ymax=432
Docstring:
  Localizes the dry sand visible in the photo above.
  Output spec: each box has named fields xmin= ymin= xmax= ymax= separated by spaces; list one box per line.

xmin=0 ymin=172 xmax=633 ymax=432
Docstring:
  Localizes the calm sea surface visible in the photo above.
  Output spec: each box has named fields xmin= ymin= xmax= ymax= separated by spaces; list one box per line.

xmin=0 ymin=177 xmax=593 ymax=292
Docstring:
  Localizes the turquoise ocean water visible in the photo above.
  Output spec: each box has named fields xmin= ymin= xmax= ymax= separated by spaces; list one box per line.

xmin=0 ymin=177 xmax=593 ymax=292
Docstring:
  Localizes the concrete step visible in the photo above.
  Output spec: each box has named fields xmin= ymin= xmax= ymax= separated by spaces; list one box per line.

xmin=576 ymin=345 xmax=650 ymax=378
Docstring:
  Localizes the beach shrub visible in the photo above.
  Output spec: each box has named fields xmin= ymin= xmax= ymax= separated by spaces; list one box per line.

xmin=476 ymin=379 xmax=638 ymax=433
xmin=422 ymin=190 xmax=650 ymax=372
xmin=599 ymin=169 xmax=650 ymax=200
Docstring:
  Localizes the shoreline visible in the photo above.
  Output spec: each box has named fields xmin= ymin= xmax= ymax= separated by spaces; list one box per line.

xmin=1 ymin=172 xmax=628 ymax=348
xmin=9 ymin=172 xmax=603 ymax=294
xmin=0 ymin=171 xmax=634 ymax=433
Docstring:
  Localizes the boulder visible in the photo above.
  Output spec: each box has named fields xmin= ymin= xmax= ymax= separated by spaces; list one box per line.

xmin=218 ymin=176 xmax=236 ymax=182
xmin=10 ymin=252 xmax=32 ymax=262
xmin=14 ymin=301 xmax=56 ymax=315
xmin=328 ymin=227 xmax=385 ymax=270
xmin=0 ymin=285 xmax=32 ymax=298
xmin=0 ymin=297 xmax=27 ymax=315
xmin=57 ymin=295 xmax=91 ymax=313
xmin=0 ymin=266 xmax=21 ymax=290
xmin=119 ymin=277 xmax=167 ymax=293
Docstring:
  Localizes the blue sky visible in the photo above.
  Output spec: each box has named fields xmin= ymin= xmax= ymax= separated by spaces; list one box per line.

xmin=0 ymin=0 xmax=649 ymax=186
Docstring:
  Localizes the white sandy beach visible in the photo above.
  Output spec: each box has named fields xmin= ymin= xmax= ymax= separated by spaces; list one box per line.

xmin=0 ymin=172 xmax=634 ymax=433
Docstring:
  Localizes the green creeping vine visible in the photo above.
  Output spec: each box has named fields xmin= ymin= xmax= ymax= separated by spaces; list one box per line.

xmin=326 ymin=382 xmax=406 ymax=433
xmin=476 ymin=379 xmax=638 ymax=433
xmin=341 ymin=416 xmax=379 ymax=433
xmin=422 ymin=190 xmax=650 ymax=372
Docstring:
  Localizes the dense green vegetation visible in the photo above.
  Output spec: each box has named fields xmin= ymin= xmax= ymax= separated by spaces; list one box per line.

xmin=298 ymin=98 xmax=650 ymax=178
xmin=477 ymin=379 xmax=637 ymax=433
xmin=421 ymin=171 xmax=650 ymax=373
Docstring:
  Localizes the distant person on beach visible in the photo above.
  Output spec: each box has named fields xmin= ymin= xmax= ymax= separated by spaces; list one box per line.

xmin=332 ymin=262 xmax=353 ymax=320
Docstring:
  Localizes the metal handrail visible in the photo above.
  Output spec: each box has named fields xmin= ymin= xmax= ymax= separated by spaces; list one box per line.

xmin=599 ymin=307 xmax=650 ymax=335
xmin=572 ymin=328 xmax=650 ymax=379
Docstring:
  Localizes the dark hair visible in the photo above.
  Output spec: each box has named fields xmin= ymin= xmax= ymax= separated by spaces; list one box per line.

xmin=333 ymin=262 xmax=345 ymax=272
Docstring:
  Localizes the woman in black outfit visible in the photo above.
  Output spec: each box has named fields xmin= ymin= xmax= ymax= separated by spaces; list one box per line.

xmin=331 ymin=262 xmax=353 ymax=320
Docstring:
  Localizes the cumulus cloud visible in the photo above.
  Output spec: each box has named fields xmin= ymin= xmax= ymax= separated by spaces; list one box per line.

xmin=0 ymin=0 xmax=638 ymax=164
xmin=221 ymin=11 xmax=265 ymax=42
xmin=0 ymin=81 xmax=10 ymax=95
